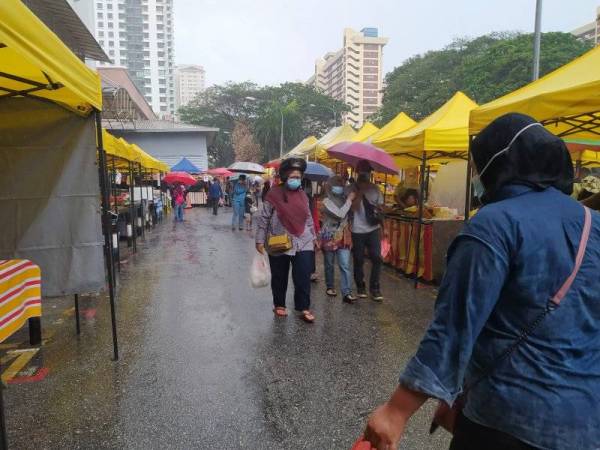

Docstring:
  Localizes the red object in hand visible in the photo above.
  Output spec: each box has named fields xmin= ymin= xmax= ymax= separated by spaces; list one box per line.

xmin=351 ymin=437 xmax=372 ymax=450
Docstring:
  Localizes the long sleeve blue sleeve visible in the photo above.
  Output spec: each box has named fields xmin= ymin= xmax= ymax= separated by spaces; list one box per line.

xmin=399 ymin=235 xmax=509 ymax=405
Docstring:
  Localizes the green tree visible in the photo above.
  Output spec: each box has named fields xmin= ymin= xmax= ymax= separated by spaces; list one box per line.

xmin=374 ymin=32 xmax=591 ymax=125
xmin=179 ymin=82 xmax=348 ymax=165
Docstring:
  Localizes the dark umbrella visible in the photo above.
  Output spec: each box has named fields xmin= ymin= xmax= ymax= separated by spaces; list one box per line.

xmin=304 ymin=162 xmax=333 ymax=182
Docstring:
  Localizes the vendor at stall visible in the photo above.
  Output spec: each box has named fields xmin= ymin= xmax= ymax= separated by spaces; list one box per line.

xmin=393 ymin=183 xmax=433 ymax=218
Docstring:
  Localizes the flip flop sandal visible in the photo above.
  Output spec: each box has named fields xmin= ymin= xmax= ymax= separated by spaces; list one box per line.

xmin=326 ymin=288 xmax=337 ymax=297
xmin=301 ymin=310 xmax=315 ymax=323
xmin=273 ymin=307 xmax=288 ymax=317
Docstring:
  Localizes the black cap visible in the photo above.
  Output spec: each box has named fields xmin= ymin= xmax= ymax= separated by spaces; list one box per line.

xmin=279 ymin=157 xmax=307 ymax=181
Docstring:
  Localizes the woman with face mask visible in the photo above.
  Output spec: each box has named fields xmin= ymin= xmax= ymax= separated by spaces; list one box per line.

xmin=255 ymin=157 xmax=317 ymax=323
xmin=360 ymin=113 xmax=600 ymax=450
xmin=319 ymin=176 xmax=357 ymax=303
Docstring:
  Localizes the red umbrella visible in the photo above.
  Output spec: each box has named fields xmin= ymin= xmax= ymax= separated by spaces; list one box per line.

xmin=207 ymin=167 xmax=234 ymax=177
xmin=327 ymin=142 xmax=399 ymax=175
xmin=264 ymin=159 xmax=281 ymax=169
xmin=163 ymin=171 xmax=196 ymax=185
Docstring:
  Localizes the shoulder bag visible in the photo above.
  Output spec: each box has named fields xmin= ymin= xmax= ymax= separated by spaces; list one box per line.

xmin=430 ymin=206 xmax=592 ymax=434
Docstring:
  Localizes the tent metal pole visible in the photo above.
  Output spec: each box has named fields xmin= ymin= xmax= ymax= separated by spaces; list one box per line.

xmin=414 ymin=152 xmax=427 ymax=288
xmin=0 ymin=373 xmax=8 ymax=450
xmin=138 ymin=163 xmax=145 ymax=240
xmin=464 ymin=136 xmax=474 ymax=222
xmin=95 ymin=111 xmax=119 ymax=361
xmin=74 ymin=294 xmax=81 ymax=335
xmin=110 ymin=157 xmax=120 ymax=275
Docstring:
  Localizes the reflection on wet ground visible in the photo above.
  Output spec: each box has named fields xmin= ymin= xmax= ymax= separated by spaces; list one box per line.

xmin=3 ymin=207 xmax=451 ymax=449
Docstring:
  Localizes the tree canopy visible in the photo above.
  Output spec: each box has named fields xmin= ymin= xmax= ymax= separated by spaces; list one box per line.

xmin=179 ymin=82 xmax=349 ymax=166
xmin=374 ymin=32 xmax=592 ymax=125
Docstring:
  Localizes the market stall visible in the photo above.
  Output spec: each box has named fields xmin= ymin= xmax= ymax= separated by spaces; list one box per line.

xmin=0 ymin=1 xmax=120 ymax=445
xmin=373 ymin=92 xmax=478 ymax=284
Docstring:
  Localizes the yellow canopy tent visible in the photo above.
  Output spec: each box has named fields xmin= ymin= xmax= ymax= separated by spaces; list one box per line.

xmin=369 ymin=112 xmax=416 ymax=145
xmin=470 ymin=45 xmax=600 ymax=139
xmin=311 ymin=124 xmax=357 ymax=161
xmin=285 ymin=136 xmax=319 ymax=157
xmin=0 ymin=0 xmax=102 ymax=115
xmin=0 ymin=1 xmax=121 ymax=359
xmin=352 ymin=122 xmax=380 ymax=142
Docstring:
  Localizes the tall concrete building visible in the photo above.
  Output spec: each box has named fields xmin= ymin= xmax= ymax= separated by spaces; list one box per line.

xmin=174 ymin=65 xmax=206 ymax=111
xmin=307 ymin=28 xmax=388 ymax=127
xmin=69 ymin=0 xmax=175 ymax=118
xmin=571 ymin=6 xmax=600 ymax=45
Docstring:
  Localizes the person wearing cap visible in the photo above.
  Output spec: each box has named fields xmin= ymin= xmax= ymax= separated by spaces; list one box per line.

xmin=350 ymin=160 xmax=385 ymax=302
xmin=255 ymin=157 xmax=317 ymax=323
xmin=231 ymin=174 xmax=248 ymax=231
xmin=361 ymin=113 xmax=600 ymax=450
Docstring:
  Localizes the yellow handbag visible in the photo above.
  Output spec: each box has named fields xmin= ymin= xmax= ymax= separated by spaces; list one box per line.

xmin=266 ymin=233 xmax=292 ymax=255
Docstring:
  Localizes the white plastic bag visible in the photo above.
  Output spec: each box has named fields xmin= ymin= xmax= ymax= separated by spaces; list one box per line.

xmin=250 ymin=252 xmax=271 ymax=288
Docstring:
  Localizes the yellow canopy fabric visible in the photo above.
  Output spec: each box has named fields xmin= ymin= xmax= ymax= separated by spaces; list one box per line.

xmin=470 ymin=46 xmax=600 ymax=138
xmin=572 ymin=150 xmax=600 ymax=168
xmin=380 ymin=92 xmax=478 ymax=154
xmin=0 ymin=0 xmax=102 ymax=115
xmin=286 ymin=136 xmax=319 ymax=157
xmin=370 ymin=112 xmax=416 ymax=146
xmin=312 ymin=124 xmax=357 ymax=160
xmin=352 ymin=122 xmax=379 ymax=142
xmin=131 ymin=144 xmax=169 ymax=172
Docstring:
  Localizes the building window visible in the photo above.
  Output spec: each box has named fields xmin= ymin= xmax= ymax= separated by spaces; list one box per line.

xmin=363 ymin=82 xmax=378 ymax=90
xmin=363 ymin=97 xmax=378 ymax=105
xmin=364 ymin=51 xmax=379 ymax=59
xmin=97 ymin=21 xmax=104 ymax=28
xmin=143 ymin=33 xmax=149 ymax=39
xmin=160 ymin=106 xmax=167 ymax=112
xmin=107 ymin=13 xmax=113 ymax=19
xmin=160 ymin=97 xmax=167 ymax=102
xmin=364 ymin=105 xmax=378 ymax=113
xmin=145 ymin=87 xmax=152 ymax=93
xmin=97 ymin=2 xmax=103 ymax=9
xmin=98 ymin=30 xmax=104 ymax=37
xmin=109 ymin=50 xmax=115 ymax=56
xmin=364 ymin=44 xmax=379 ymax=50
xmin=108 ymin=31 xmax=114 ymax=37
xmin=143 ymin=23 xmax=149 ymax=30
xmin=363 ymin=75 xmax=378 ymax=82
xmin=143 ymin=51 xmax=150 ymax=57
xmin=158 ymin=51 xmax=165 ymax=57
xmin=144 ymin=69 xmax=151 ymax=76
xmin=108 ymin=22 xmax=113 ymax=28
xmin=157 ymin=33 xmax=164 ymax=39
xmin=159 ymin=88 xmax=166 ymax=93
xmin=97 ymin=12 xmax=103 ymax=19
xmin=107 ymin=3 xmax=112 ymax=9
xmin=157 ymin=24 xmax=164 ymax=31
xmin=157 ymin=15 xmax=164 ymax=21
xmin=364 ymin=67 xmax=378 ymax=74
xmin=364 ymin=59 xmax=378 ymax=67
xmin=120 ymin=59 xmax=127 ymax=65
xmin=120 ymin=40 xmax=126 ymax=47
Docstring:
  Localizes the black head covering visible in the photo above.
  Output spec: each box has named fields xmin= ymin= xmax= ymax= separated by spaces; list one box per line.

xmin=471 ymin=113 xmax=573 ymax=204
xmin=279 ymin=157 xmax=307 ymax=181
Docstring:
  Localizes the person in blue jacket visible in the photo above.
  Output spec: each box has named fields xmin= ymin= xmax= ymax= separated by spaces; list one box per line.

xmin=361 ymin=113 xmax=600 ymax=450
xmin=231 ymin=174 xmax=248 ymax=231
xmin=208 ymin=178 xmax=223 ymax=216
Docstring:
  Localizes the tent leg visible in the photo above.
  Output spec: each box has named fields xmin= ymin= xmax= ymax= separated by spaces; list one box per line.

xmin=95 ymin=111 xmax=119 ymax=361
xmin=0 ymin=377 xmax=8 ymax=450
xmin=464 ymin=137 xmax=474 ymax=222
xmin=129 ymin=162 xmax=136 ymax=253
xmin=74 ymin=294 xmax=81 ymax=335
xmin=414 ymin=152 xmax=427 ymax=289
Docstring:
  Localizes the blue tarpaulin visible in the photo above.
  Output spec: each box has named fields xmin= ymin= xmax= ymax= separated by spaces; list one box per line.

xmin=171 ymin=157 xmax=201 ymax=174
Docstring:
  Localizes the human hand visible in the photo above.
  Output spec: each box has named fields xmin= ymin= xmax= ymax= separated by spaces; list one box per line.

xmin=256 ymin=243 xmax=265 ymax=254
xmin=314 ymin=240 xmax=321 ymax=250
xmin=362 ymin=402 xmax=407 ymax=450
xmin=347 ymin=191 xmax=357 ymax=202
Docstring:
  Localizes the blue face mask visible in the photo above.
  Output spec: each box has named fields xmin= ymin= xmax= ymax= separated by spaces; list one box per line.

xmin=331 ymin=186 xmax=344 ymax=195
xmin=472 ymin=175 xmax=485 ymax=200
xmin=286 ymin=178 xmax=301 ymax=190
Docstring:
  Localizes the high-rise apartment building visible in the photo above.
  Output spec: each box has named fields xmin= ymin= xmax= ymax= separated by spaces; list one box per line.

xmin=69 ymin=0 xmax=175 ymax=118
xmin=572 ymin=6 xmax=600 ymax=46
xmin=307 ymin=28 xmax=388 ymax=127
xmin=174 ymin=65 xmax=206 ymax=111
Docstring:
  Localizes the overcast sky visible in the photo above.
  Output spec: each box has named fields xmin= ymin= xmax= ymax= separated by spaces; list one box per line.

xmin=174 ymin=0 xmax=599 ymax=86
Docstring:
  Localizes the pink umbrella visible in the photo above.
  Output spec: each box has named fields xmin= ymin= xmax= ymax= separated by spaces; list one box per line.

xmin=163 ymin=171 xmax=196 ymax=185
xmin=327 ymin=141 xmax=399 ymax=175
xmin=207 ymin=167 xmax=234 ymax=177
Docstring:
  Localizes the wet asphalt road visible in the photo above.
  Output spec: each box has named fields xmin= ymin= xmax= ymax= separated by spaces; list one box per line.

xmin=4 ymin=207 xmax=451 ymax=450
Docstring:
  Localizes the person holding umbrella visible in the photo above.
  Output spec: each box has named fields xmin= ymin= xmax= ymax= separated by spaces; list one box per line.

xmin=351 ymin=160 xmax=384 ymax=302
xmin=208 ymin=178 xmax=224 ymax=216
xmin=231 ymin=174 xmax=248 ymax=231
xmin=255 ymin=157 xmax=317 ymax=323
xmin=171 ymin=182 xmax=187 ymax=223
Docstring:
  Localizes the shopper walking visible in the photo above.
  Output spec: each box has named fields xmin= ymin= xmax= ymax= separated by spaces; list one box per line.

xmin=171 ymin=183 xmax=187 ymax=223
xmin=320 ymin=176 xmax=357 ymax=304
xmin=255 ymin=157 xmax=316 ymax=323
xmin=231 ymin=175 xmax=248 ymax=231
xmin=351 ymin=160 xmax=384 ymax=301
xmin=208 ymin=178 xmax=223 ymax=216
xmin=360 ymin=113 xmax=600 ymax=450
